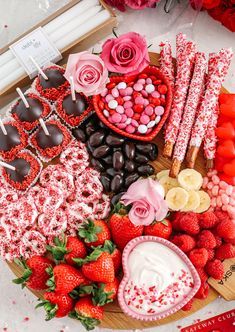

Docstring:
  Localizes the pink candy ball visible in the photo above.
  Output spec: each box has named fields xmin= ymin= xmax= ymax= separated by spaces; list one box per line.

xmin=117 ymin=123 xmax=127 ymax=129
xmin=116 ymin=105 xmax=124 ymax=114
xmin=140 ymin=114 xmax=150 ymax=125
xmin=111 ymin=113 xmax=122 ymax=123
xmin=137 ymin=79 xmax=146 ymax=85
xmin=123 ymin=96 xmax=132 ymax=101
xmin=141 ymin=90 xmax=148 ymax=97
xmin=125 ymin=108 xmax=134 ymax=118
xmin=145 ymin=105 xmax=154 ymax=116
xmin=151 ymin=91 xmax=160 ymax=98
xmin=119 ymin=89 xmax=128 ymax=97
xmin=124 ymin=101 xmax=133 ymax=109
xmin=135 ymin=96 xmax=145 ymax=105
xmin=126 ymin=125 xmax=136 ymax=133
xmin=121 ymin=114 xmax=127 ymax=123
xmin=126 ymin=87 xmax=133 ymax=95
xmin=146 ymin=78 xmax=152 ymax=84
xmin=131 ymin=119 xmax=139 ymax=128
xmin=143 ymin=99 xmax=149 ymax=106
xmin=133 ymin=83 xmax=143 ymax=92
xmin=106 ymin=94 xmax=114 ymax=102
xmin=155 ymin=106 xmax=165 ymax=116
xmin=111 ymin=88 xmax=119 ymax=98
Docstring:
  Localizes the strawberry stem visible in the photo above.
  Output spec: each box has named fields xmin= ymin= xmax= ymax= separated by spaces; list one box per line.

xmin=73 ymin=247 xmax=102 ymax=266
xmin=12 ymin=258 xmax=32 ymax=288
xmin=69 ymin=311 xmax=100 ymax=330
xmin=78 ymin=219 xmax=102 ymax=244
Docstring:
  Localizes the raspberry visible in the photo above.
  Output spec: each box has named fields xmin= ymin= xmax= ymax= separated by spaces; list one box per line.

xmin=196 ymin=267 xmax=208 ymax=283
xmin=215 ymin=243 xmax=235 ymax=260
xmin=197 ymin=230 xmax=217 ymax=249
xmin=194 ymin=282 xmax=209 ymax=299
xmin=224 ymin=237 xmax=235 ymax=245
xmin=198 ymin=211 xmax=218 ymax=229
xmin=178 ymin=213 xmax=200 ymax=235
xmin=214 ymin=235 xmax=222 ymax=248
xmin=189 ymin=248 xmax=208 ymax=267
xmin=182 ymin=299 xmax=193 ymax=311
xmin=171 ymin=212 xmax=185 ymax=230
xmin=172 ymin=234 xmax=196 ymax=253
xmin=206 ymin=259 xmax=224 ymax=280
xmin=216 ymin=220 xmax=235 ymax=240
xmin=214 ymin=210 xmax=230 ymax=223
xmin=206 ymin=249 xmax=215 ymax=261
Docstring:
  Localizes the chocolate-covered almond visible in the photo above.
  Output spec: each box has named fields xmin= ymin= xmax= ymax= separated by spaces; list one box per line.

xmin=90 ymin=158 xmax=105 ymax=172
xmin=125 ymin=160 xmax=135 ymax=173
xmin=111 ymin=174 xmax=123 ymax=193
xmin=136 ymin=143 xmax=153 ymax=155
xmin=86 ymin=141 xmax=95 ymax=153
xmin=86 ymin=124 xmax=96 ymax=136
xmin=106 ymin=134 xmax=124 ymax=147
xmin=135 ymin=153 xmax=149 ymax=164
xmin=149 ymin=143 xmax=158 ymax=161
xmin=72 ymin=128 xmax=86 ymax=142
xmin=106 ymin=168 xmax=124 ymax=178
xmin=93 ymin=145 xmax=110 ymax=158
xmin=89 ymin=130 xmax=105 ymax=147
xmin=113 ymin=151 xmax=124 ymax=170
xmin=124 ymin=142 xmax=135 ymax=160
xmin=100 ymin=174 xmax=111 ymax=192
xmin=137 ymin=164 xmax=154 ymax=176
xmin=102 ymin=155 xmax=113 ymax=165
xmin=111 ymin=191 xmax=125 ymax=207
xmin=125 ymin=173 xmax=139 ymax=188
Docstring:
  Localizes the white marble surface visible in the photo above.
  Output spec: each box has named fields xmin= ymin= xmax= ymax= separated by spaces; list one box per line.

xmin=0 ymin=1 xmax=235 ymax=331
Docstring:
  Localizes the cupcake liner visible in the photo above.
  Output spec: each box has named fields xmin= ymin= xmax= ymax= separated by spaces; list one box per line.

xmin=0 ymin=149 xmax=43 ymax=192
xmin=55 ymin=90 xmax=93 ymax=129
xmin=32 ymin=64 xmax=69 ymax=102
xmin=29 ymin=114 xmax=72 ymax=162
xmin=118 ymin=236 xmax=201 ymax=322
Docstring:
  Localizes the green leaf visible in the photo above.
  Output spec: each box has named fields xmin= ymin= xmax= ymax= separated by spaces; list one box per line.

xmin=69 ymin=311 xmax=100 ymax=330
xmin=92 ymin=283 xmax=114 ymax=306
xmin=73 ymin=247 xmax=102 ymax=266
xmin=102 ymin=240 xmax=116 ymax=254
xmin=69 ymin=285 xmax=94 ymax=300
xmin=78 ymin=219 xmax=102 ymax=244
xmin=12 ymin=265 xmax=32 ymax=288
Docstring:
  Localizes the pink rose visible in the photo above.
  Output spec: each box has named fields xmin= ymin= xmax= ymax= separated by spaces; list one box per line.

xmin=64 ymin=51 xmax=109 ymax=96
xmin=125 ymin=0 xmax=159 ymax=9
xmin=100 ymin=32 xmax=150 ymax=76
xmin=121 ymin=178 xmax=168 ymax=226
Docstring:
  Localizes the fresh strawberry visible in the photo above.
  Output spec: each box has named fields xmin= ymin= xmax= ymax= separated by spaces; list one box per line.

xmin=197 ymin=230 xmax=217 ymax=249
xmin=194 ymin=282 xmax=209 ymax=299
xmin=177 ymin=212 xmax=200 ymax=235
xmin=78 ymin=219 xmax=111 ymax=247
xmin=69 ymin=297 xmax=103 ymax=330
xmin=144 ymin=218 xmax=172 ymax=239
xmin=206 ymin=259 xmax=224 ymax=280
xmin=74 ymin=248 xmax=115 ymax=283
xmin=47 ymin=264 xmax=86 ymax=294
xmin=189 ymin=248 xmax=209 ymax=268
xmin=216 ymin=219 xmax=235 ymax=240
xmin=171 ymin=234 xmax=196 ymax=253
xmin=109 ymin=206 xmax=144 ymax=250
xmin=102 ymin=240 xmax=122 ymax=273
xmin=36 ymin=292 xmax=74 ymax=320
xmin=13 ymin=256 xmax=53 ymax=290
xmin=47 ymin=236 xmax=87 ymax=265
xmin=215 ymin=243 xmax=235 ymax=260
xmin=181 ymin=299 xmax=193 ymax=311
xmin=198 ymin=211 xmax=218 ymax=229
xmin=92 ymin=278 xmax=120 ymax=306
xmin=196 ymin=267 xmax=208 ymax=283
xmin=206 ymin=249 xmax=215 ymax=261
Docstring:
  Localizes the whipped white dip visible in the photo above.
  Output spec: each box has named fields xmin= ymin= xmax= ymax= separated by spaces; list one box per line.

xmin=124 ymin=241 xmax=194 ymax=315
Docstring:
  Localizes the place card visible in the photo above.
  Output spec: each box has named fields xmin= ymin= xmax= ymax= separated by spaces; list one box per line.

xmin=10 ymin=27 xmax=62 ymax=79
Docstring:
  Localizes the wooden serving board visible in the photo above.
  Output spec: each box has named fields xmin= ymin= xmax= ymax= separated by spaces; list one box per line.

xmin=7 ymin=52 xmax=230 ymax=329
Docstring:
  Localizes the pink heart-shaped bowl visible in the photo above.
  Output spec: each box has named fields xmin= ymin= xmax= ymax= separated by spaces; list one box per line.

xmin=93 ymin=66 xmax=173 ymax=141
xmin=118 ymin=236 xmax=201 ymax=321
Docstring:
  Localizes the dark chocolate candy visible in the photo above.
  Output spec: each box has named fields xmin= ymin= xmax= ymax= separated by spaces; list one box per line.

xmin=111 ymin=174 xmax=123 ymax=193
xmin=90 ymin=158 xmax=105 ymax=172
xmin=0 ymin=124 xmax=21 ymax=151
xmin=135 ymin=153 xmax=149 ymax=164
xmin=137 ymin=164 xmax=154 ymax=176
xmin=39 ymin=68 xmax=66 ymax=89
xmin=93 ymin=145 xmax=110 ymax=158
xmin=100 ymin=174 xmax=111 ymax=192
xmin=136 ymin=143 xmax=153 ymax=155
xmin=106 ymin=134 xmax=124 ymax=147
xmin=89 ymin=130 xmax=106 ymax=147
xmin=12 ymin=97 xmax=43 ymax=122
xmin=62 ymin=93 xmax=88 ymax=116
xmin=36 ymin=124 xmax=63 ymax=149
xmin=111 ymin=191 xmax=125 ymax=207
xmin=125 ymin=160 xmax=135 ymax=173
xmin=113 ymin=151 xmax=124 ymax=170
xmin=6 ymin=158 xmax=30 ymax=183
xmin=125 ymin=173 xmax=139 ymax=188
xmin=149 ymin=144 xmax=158 ymax=161
xmin=72 ymin=128 xmax=87 ymax=142
xmin=124 ymin=142 xmax=135 ymax=160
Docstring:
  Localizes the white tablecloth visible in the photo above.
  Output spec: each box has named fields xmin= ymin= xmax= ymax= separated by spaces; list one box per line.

xmin=0 ymin=1 xmax=235 ymax=331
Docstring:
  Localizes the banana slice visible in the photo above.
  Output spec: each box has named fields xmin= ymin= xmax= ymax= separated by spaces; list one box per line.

xmin=178 ymin=168 xmax=203 ymax=191
xmin=166 ymin=187 xmax=189 ymax=211
xmin=182 ymin=190 xmax=200 ymax=212
xmin=156 ymin=169 xmax=169 ymax=180
xmin=159 ymin=175 xmax=179 ymax=196
xmin=194 ymin=190 xmax=211 ymax=213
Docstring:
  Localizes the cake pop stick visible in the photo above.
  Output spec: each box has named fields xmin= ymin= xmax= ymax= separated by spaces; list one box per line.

xmin=39 ymin=119 xmax=50 ymax=136
xmin=70 ymin=76 xmax=76 ymax=101
xmin=187 ymin=48 xmax=233 ymax=168
xmin=0 ymin=161 xmax=16 ymax=171
xmin=170 ymin=52 xmax=207 ymax=177
xmin=16 ymin=87 xmax=29 ymax=108
xmin=0 ymin=119 xmax=7 ymax=135
xmin=29 ymin=56 xmax=48 ymax=80
xmin=163 ymin=41 xmax=196 ymax=158
xmin=159 ymin=41 xmax=175 ymax=90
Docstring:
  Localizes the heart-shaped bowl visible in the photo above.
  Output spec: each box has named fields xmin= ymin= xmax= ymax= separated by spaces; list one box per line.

xmin=118 ymin=236 xmax=201 ymax=322
xmin=93 ymin=65 xmax=173 ymax=141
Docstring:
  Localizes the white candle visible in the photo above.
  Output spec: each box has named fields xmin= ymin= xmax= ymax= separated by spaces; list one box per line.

xmin=0 ymin=57 xmax=21 ymax=78
xmin=50 ymin=6 xmax=101 ymax=42
xmin=0 ymin=119 xmax=7 ymax=135
xmin=16 ymin=87 xmax=29 ymax=108
xmin=0 ymin=67 xmax=25 ymax=92
xmin=0 ymin=161 xmax=16 ymax=171
xmin=29 ymin=56 xmax=48 ymax=80
xmin=39 ymin=118 xmax=50 ymax=136
xmin=0 ymin=49 xmax=14 ymax=66
xmin=70 ymin=76 xmax=76 ymax=101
